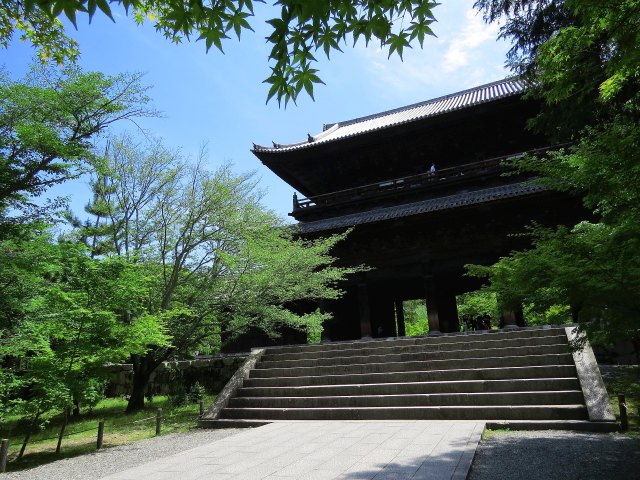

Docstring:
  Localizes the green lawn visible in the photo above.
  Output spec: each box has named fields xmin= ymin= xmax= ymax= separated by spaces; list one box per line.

xmin=0 ymin=395 xmax=214 ymax=472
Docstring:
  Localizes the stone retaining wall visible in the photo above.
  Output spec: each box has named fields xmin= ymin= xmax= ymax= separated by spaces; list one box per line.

xmin=106 ymin=354 xmax=247 ymax=397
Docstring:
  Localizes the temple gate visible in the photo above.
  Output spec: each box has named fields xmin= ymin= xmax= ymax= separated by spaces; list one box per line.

xmin=252 ymin=79 xmax=584 ymax=341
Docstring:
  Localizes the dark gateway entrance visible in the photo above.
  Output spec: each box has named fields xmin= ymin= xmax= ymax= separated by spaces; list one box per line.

xmin=252 ymin=79 xmax=583 ymax=341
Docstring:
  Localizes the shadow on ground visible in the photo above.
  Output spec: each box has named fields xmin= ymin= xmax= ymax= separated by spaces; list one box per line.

xmin=468 ymin=431 xmax=640 ymax=480
xmin=339 ymin=441 xmax=468 ymax=480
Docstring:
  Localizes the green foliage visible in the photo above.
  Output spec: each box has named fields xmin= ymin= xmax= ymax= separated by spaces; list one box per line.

xmin=0 ymin=227 xmax=168 ymax=426
xmin=167 ymin=384 xmax=187 ymax=407
xmin=2 ymin=1 xmax=439 ymax=106
xmin=403 ymin=300 xmax=428 ymax=337
xmin=523 ymin=302 xmax=571 ymax=326
xmin=69 ymin=136 xmax=359 ymax=410
xmin=470 ymin=1 xmax=640 ymax=348
xmin=187 ymin=381 xmax=206 ymax=403
xmin=475 ymin=0 xmax=640 ymax=138
xmin=0 ymin=1 xmax=79 ymax=63
xmin=0 ymin=64 xmax=154 ymax=222
xmin=457 ymin=290 xmax=500 ymax=324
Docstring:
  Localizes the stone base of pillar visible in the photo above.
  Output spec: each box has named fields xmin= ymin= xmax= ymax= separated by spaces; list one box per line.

xmin=428 ymin=330 xmax=442 ymax=336
xmin=502 ymin=324 xmax=520 ymax=331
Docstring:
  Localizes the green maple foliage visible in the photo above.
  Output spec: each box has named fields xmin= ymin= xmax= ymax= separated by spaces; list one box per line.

xmin=1 ymin=0 xmax=439 ymax=105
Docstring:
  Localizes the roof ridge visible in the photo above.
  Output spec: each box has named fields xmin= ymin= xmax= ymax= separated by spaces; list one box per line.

xmin=330 ymin=77 xmax=522 ymax=130
xmin=252 ymin=76 xmax=526 ymax=154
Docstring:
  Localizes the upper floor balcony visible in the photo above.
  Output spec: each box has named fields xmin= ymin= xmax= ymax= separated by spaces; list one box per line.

xmin=291 ymin=145 xmax=566 ymax=222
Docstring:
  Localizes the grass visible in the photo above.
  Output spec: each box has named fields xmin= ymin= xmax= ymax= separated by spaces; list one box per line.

xmin=0 ymin=395 xmax=215 ymax=472
xmin=480 ymin=427 xmax=511 ymax=441
xmin=603 ymin=365 xmax=640 ymax=440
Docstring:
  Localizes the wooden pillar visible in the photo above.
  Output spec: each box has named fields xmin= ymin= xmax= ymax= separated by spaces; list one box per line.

xmin=424 ymin=278 xmax=441 ymax=336
xmin=497 ymin=293 xmax=520 ymax=331
xmin=502 ymin=309 xmax=519 ymax=331
xmin=395 ymin=300 xmax=406 ymax=337
xmin=515 ymin=304 xmax=525 ymax=327
xmin=358 ymin=284 xmax=372 ymax=338
xmin=437 ymin=289 xmax=460 ymax=333
xmin=388 ymin=300 xmax=398 ymax=337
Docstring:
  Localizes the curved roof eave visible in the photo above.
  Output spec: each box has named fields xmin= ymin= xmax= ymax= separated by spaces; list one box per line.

xmin=252 ymin=77 xmax=526 ymax=155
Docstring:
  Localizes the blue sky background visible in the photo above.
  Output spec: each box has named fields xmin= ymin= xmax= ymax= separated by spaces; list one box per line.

xmin=2 ymin=0 xmax=510 ymax=220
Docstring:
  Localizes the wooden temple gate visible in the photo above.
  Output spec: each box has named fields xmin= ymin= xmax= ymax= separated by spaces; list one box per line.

xmin=253 ymin=79 xmax=583 ymax=343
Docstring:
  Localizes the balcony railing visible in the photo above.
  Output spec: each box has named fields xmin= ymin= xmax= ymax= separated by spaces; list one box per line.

xmin=293 ymin=145 xmax=567 ymax=212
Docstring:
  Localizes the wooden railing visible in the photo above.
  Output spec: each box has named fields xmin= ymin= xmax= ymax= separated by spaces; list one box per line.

xmin=293 ymin=145 xmax=566 ymax=212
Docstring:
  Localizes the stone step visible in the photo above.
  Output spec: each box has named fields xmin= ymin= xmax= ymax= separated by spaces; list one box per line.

xmin=237 ymin=377 xmax=582 ymax=398
xmin=264 ymin=327 xmax=567 ymax=355
xmin=249 ymin=353 xmax=574 ymax=379
xmin=257 ymin=343 xmax=569 ymax=370
xmin=243 ymin=364 xmax=577 ymax=388
xmin=199 ymin=419 xmax=271 ymax=429
xmin=220 ymin=404 xmax=588 ymax=421
xmin=261 ymin=334 xmax=568 ymax=362
xmin=229 ymin=390 xmax=584 ymax=408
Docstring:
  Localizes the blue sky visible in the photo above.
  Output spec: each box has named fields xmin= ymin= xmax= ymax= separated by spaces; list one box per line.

xmin=2 ymin=0 xmax=510 ymax=220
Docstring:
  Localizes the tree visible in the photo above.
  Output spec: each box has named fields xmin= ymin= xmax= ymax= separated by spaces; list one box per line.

xmin=0 ymin=64 xmax=155 ymax=225
xmin=403 ymin=300 xmax=428 ymax=337
xmin=3 ymin=1 xmax=439 ymax=105
xmin=0 ymin=228 xmax=167 ymax=455
xmin=475 ymin=0 xmax=639 ymax=137
xmin=71 ymin=136 xmax=358 ymax=411
xmin=469 ymin=0 xmax=640 ymax=351
xmin=457 ymin=290 xmax=499 ymax=327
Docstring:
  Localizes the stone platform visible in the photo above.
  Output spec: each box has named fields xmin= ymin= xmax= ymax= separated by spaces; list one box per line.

xmin=102 ymin=421 xmax=485 ymax=480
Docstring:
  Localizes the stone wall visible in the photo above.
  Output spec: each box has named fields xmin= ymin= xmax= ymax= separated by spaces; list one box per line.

xmin=106 ymin=354 xmax=247 ymax=397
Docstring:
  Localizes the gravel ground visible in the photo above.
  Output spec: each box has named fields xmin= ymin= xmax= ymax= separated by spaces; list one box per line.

xmin=4 ymin=428 xmax=244 ymax=480
xmin=468 ymin=430 xmax=640 ymax=480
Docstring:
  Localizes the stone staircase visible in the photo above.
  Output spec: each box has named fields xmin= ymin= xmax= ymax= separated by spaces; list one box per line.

xmin=201 ymin=327 xmax=617 ymax=430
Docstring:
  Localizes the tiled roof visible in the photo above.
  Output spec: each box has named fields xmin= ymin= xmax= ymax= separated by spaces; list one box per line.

xmin=296 ymin=181 xmax=544 ymax=233
xmin=254 ymin=78 xmax=525 ymax=153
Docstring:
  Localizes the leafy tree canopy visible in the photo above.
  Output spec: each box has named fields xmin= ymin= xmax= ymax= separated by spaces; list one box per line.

xmin=0 ymin=226 xmax=167 ymax=426
xmin=68 ymin=136 xmax=360 ymax=411
xmin=470 ymin=0 xmax=640 ymax=350
xmin=0 ymin=64 xmax=154 ymax=224
xmin=3 ymin=0 xmax=439 ymax=105
xmin=475 ymin=0 xmax=640 ymax=137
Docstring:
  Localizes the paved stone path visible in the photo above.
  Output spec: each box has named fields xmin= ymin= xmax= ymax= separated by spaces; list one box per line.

xmin=102 ymin=421 xmax=485 ymax=480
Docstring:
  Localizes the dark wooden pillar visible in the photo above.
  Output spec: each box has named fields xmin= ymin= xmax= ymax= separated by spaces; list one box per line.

xmin=387 ymin=300 xmax=398 ymax=337
xmin=358 ymin=283 xmax=372 ymax=338
xmin=437 ymin=289 xmax=460 ymax=333
xmin=501 ymin=309 xmax=519 ymax=331
xmin=395 ymin=300 xmax=406 ymax=337
xmin=515 ymin=304 xmax=525 ymax=328
xmin=424 ymin=278 xmax=441 ymax=336
xmin=497 ymin=293 xmax=521 ymax=331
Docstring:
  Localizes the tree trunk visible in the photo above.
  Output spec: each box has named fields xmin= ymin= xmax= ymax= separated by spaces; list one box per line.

xmin=56 ymin=407 xmax=69 ymax=454
xmin=72 ymin=399 xmax=80 ymax=417
xmin=18 ymin=411 xmax=40 ymax=460
xmin=126 ymin=353 xmax=158 ymax=413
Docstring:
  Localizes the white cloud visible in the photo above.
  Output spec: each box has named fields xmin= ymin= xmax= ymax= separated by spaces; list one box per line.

xmin=338 ymin=1 xmax=509 ymax=104
xmin=442 ymin=8 xmax=500 ymax=73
